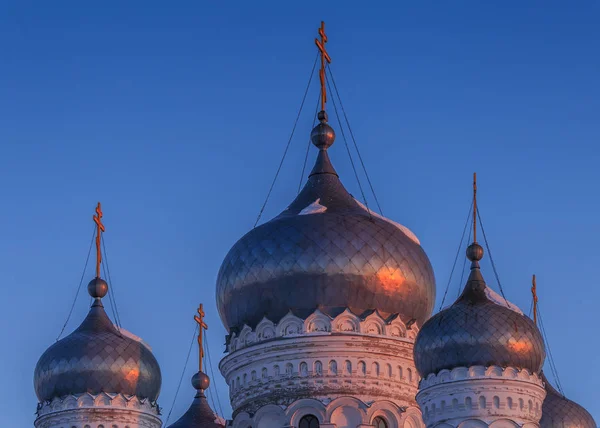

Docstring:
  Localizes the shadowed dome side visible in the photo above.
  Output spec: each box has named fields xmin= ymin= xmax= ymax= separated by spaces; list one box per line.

xmin=216 ymin=117 xmax=435 ymax=333
xmin=540 ymin=373 xmax=597 ymax=428
xmin=34 ymin=280 xmax=162 ymax=402
xmin=414 ymin=243 xmax=545 ymax=378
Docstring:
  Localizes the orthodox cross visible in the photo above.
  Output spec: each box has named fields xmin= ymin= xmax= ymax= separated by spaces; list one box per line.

xmin=194 ymin=304 xmax=209 ymax=372
xmin=473 ymin=173 xmax=477 ymax=242
xmin=315 ymin=21 xmax=332 ymax=112
xmin=531 ymin=274 xmax=538 ymax=325
xmin=93 ymin=202 xmax=105 ymax=278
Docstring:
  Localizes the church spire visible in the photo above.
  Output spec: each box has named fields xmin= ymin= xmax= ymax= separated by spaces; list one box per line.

xmin=166 ymin=303 xmax=224 ymax=428
xmin=88 ymin=203 xmax=108 ymax=301
xmin=308 ymin=21 xmax=337 ymax=178
xmin=466 ymin=173 xmax=484 ymax=270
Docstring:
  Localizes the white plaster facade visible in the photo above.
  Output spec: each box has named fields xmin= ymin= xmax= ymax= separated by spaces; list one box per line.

xmin=34 ymin=393 xmax=162 ymax=428
xmin=219 ymin=309 xmax=426 ymax=428
xmin=230 ymin=397 xmax=424 ymax=428
xmin=416 ymin=366 xmax=546 ymax=428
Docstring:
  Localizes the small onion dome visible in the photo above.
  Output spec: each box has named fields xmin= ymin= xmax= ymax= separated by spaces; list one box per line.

xmin=540 ymin=373 xmax=597 ymax=428
xmin=167 ymin=371 xmax=225 ymax=428
xmin=34 ymin=278 xmax=162 ymax=402
xmin=216 ymin=115 xmax=436 ymax=332
xmin=414 ymin=243 xmax=546 ymax=378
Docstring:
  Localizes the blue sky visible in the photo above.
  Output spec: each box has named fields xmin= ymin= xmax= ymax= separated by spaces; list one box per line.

xmin=1 ymin=1 xmax=599 ymax=425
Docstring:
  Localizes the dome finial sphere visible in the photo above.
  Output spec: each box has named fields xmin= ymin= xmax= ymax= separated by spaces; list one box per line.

xmin=466 ymin=242 xmax=484 ymax=262
xmin=310 ymin=122 xmax=335 ymax=149
xmin=192 ymin=371 xmax=210 ymax=390
xmin=87 ymin=277 xmax=108 ymax=298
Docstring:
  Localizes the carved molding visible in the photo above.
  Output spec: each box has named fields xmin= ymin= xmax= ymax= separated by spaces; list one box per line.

xmin=419 ymin=365 xmax=542 ymax=390
xmin=228 ymin=308 xmax=420 ymax=353
xmin=35 ymin=407 xmax=161 ymax=428
xmin=35 ymin=393 xmax=161 ymax=428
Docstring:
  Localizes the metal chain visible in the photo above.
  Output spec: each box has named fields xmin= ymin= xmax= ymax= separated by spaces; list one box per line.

xmin=164 ymin=324 xmax=199 ymax=427
xmin=537 ymin=305 xmax=565 ymax=395
xmin=327 ymin=65 xmax=384 ymax=215
xmin=298 ymin=94 xmax=321 ymax=194
xmin=101 ymin=236 xmax=122 ymax=328
xmin=325 ymin=72 xmax=372 ymax=218
xmin=203 ymin=333 xmax=223 ymax=418
xmin=457 ymin=224 xmax=472 ymax=299
xmin=254 ymin=52 xmax=319 ymax=228
xmin=438 ymin=200 xmax=473 ymax=311
xmin=56 ymin=225 xmax=96 ymax=341
xmin=476 ymin=207 xmax=510 ymax=306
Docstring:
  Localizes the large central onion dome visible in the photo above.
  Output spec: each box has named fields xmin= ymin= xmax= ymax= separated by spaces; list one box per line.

xmin=34 ymin=278 xmax=162 ymax=402
xmin=217 ymin=112 xmax=436 ymax=332
xmin=414 ymin=243 xmax=546 ymax=378
xmin=540 ymin=373 xmax=597 ymax=428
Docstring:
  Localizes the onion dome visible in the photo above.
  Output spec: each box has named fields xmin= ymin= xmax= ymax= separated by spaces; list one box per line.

xmin=34 ymin=278 xmax=162 ymax=402
xmin=216 ymin=111 xmax=435 ymax=332
xmin=167 ymin=371 xmax=225 ymax=428
xmin=540 ymin=373 xmax=597 ymax=428
xmin=414 ymin=242 xmax=546 ymax=378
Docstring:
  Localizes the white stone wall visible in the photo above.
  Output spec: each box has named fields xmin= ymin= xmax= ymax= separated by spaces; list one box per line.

xmin=34 ymin=393 xmax=162 ymax=428
xmin=229 ymin=396 xmax=425 ymax=428
xmin=416 ymin=366 xmax=546 ymax=428
xmin=220 ymin=309 xmax=425 ymax=428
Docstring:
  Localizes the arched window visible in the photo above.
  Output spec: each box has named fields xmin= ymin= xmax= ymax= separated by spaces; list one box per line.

xmin=299 ymin=414 xmax=320 ymax=428
xmin=300 ymin=362 xmax=308 ymax=377
xmin=479 ymin=396 xmax=487 ymax=409
xmin=373 ymin=416 xmax=388 ymax=428
xmin=372 ymin=362 xmax=380 ymax=377
xmin=493 ymin=396 xmax=500 ymax=409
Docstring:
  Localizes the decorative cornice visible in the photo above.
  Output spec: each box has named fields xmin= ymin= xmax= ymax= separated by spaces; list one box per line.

xmin=419 ymin=365 xmax=542 ymax=390
xmin=36 ymin=392 xmax=161 ymax=417
xmin=228 ymin=308 xmax=419 ymax=353
xmin=34 ymin=406 xmax=161 ymax=428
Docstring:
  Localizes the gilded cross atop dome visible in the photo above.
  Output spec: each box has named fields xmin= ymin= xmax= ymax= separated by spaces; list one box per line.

xmin=194 ymin=303 xmax=208 ymax=372
xmin=315 ymin=21 xmax=331 ymax=113
xmin=531 ymin=274 xmax=538 ymax=325
xmin=466 ymin=173 xmax=484 ymax=264
xmin=473 ymin=172 xmax=478 ymax=243
xmin=93 ymin=202 xmax=105 ymax=279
